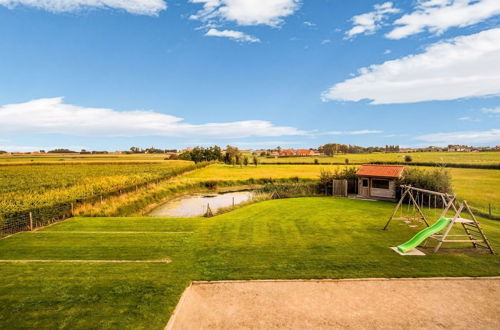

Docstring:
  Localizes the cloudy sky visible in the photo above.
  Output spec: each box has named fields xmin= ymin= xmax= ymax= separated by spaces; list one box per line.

xmin=1 ymin=0 xmax=499 ymax=151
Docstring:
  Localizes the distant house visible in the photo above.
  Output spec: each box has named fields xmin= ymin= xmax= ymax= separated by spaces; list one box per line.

xmin=447 ymin=144 xmax=472 ymax=152
xmin=356 ymin=164 xmax=405 ymax=200
xmin=296 ymin=149 xmax=315 ymax=156
xmin=279 ymin=149 xmax=295 ymax=157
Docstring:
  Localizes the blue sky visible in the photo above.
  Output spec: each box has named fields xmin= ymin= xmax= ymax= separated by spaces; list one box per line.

xmin=0 ymin=0 xmax=500 ymax=151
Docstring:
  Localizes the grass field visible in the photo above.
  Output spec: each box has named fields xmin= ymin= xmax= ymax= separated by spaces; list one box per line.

xmin=184 ymin=164 xmax=500 ymax=216
xmin=0 ymin=198 xmax=498 ymax=329
xmin=258 ymin=151 xmax=500 ymax=165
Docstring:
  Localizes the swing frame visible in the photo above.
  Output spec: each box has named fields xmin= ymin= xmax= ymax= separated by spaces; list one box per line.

xmin=425 ymin=199 xmax=495 ymax=254
xmin=383 ymin=185 xmax=457 ymax=230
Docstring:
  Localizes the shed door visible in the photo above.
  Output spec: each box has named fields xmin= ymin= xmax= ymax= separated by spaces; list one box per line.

xmin=359 ymin=178 xmax=370 ymax=197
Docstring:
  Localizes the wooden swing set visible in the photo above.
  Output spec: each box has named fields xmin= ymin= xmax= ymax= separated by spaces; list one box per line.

xmin=384 ymin=185 xmax=495 ymax=254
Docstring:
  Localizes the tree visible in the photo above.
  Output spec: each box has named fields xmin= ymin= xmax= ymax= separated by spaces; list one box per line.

xmin=243 ymin=155 xmax=249 ymax=166
xmin=130 ymin=146 xmax=141 ymax=154
xmin=224 ymin=145 xmax=241 ymax=164
xmin=404 ymin=155 xmax=413 ymax=162
xmin=253 ymin=155 xmax=259 ymax=167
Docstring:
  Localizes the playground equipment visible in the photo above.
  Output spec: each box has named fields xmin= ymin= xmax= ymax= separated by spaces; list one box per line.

xmin=389 ymin=187 xmax=495 ymax=255
xmin=383 ymin=185 xmax=457 ymax=230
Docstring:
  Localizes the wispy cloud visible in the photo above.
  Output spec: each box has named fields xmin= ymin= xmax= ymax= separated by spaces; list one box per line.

xmin=323 ymin=28 xmax=500 ymax=104
xmin=205 ymin=28 xmax=260 ymax=42
xmin=417 ymin=128 xmax=500 ymax=145
xmin=481 ymin=107 xmax=500 ymax=115
xmin=387 ymin=0 xmax=500 ymax=39
xmin=0 ymin=0 xmax=167 ymax=15
xmin=458 ymin=116 xmax=479 ymax=122
xmin=0 ymin=97 xmax=306 ymax=138
xmin=346 ymin=2 xmax=400 ymax=38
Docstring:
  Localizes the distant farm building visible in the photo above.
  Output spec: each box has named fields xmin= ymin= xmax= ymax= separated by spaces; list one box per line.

xmin=278 ymin=149 xmax=318 ymax=157
xmin=356 ymin=165 xmax=405 ymax=200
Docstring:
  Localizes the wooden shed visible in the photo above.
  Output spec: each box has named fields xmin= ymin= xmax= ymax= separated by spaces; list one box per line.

xmin=356 ymin=165 xmax=405 ymax=200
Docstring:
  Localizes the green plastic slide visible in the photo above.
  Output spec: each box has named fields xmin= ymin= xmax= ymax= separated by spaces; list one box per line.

xmin=397 ymin=217 xmax=452 ymax=253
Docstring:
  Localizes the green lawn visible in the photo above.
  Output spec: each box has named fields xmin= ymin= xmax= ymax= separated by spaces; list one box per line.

xmin=1 ymin=197 xmax=499 ymax=329
xmin=183 ymin=164 xmax=500 ymax=217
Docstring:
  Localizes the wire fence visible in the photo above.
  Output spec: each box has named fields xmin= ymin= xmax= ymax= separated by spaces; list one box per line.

xmin=0 ymin=162 xmax=209 ymax=238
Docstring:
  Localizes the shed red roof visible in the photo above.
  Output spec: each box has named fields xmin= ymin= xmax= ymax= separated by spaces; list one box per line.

xmin=356 ymin=164 xmax=405 ymax=178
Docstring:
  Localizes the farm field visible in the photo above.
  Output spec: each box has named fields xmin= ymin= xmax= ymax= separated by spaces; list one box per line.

xmin=0 ymin=198 xmax=499 ymax=329
xmin=0 ymin=153 xmax=168 ymax=164
xmin=258 ymin=151 xmax=500 ymax=166
xmin=184 ymin=164 xmax=500 ymax=217
xmin=0 ymin=161 xmax=197 ymax=229
xmin=2 ymin=163 xmax=498 ymax=222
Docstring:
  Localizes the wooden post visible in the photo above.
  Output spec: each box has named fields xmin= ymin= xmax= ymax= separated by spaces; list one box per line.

xmin=344 ymin=179 xmax=348 ymax=197
xmin=232 ymin=197 xmax=235 ymax=207
xmin=71 ymin=202 xmax=74 ymax=216
xmin=29 ymin=212 xmax=33 ymax=231
xmin=332 ymin=179 xmax=335 ymax=197
xmin=100 ymin=195 xmax=103 ymax=204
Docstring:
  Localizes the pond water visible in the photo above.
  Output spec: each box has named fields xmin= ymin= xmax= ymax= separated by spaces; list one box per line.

xmin=149 ymin=191 xmax=255 ymax=217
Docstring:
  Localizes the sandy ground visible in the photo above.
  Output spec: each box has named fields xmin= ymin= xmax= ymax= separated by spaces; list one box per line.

xmin=166 ymin=277 xmax=500 ymax=330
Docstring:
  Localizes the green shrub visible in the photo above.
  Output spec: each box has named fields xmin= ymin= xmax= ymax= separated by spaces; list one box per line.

xmin=399 ymin=167 xmax=452 ymax=194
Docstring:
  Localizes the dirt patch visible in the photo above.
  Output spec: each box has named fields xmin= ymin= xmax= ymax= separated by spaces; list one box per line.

xmin=167 ymin=277 xmax=500 ymax=330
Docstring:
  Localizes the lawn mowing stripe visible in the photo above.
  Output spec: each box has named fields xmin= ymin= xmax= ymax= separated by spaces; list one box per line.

xmin=0 ymin=258 xmax=172 ymax=263
xmin=32 ymin=231 xmax=194 ymax=234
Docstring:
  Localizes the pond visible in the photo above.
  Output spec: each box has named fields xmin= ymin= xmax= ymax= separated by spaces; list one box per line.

xmin=149 ymin=191 xmax=255 ymax=217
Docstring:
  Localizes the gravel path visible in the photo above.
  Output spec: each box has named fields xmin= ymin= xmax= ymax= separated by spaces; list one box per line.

xmin=167 ymin=277 xmax=500 ymax=330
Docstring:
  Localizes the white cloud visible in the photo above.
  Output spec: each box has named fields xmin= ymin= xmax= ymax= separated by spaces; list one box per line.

xmin=417 ymin=128 xmax=500 ymax=144
xmin=458 ymin=116 xmax=478 ymax=121
xmin=190 ymin=0 xmax=301 ymax=27
xmin=321 ymin=39 xmax=331 ymax=45
xmin=322 ymin=28 xmax=500 ymax=104
xmin=0 ymin=0 xmax=167 ymax=15
xmin=205 ymin=28 xmax=260 ymax=42
xmin=481 ymin=106 xmax=500 ymax=115
xmin=387 ymin=0 xmax=500 ymax=39
xmin=323 ymin=130 xmax=383 ymax=135
xmin=0 ymin=97 xmax=306 ymax=138
xmin=346 ymin=2 xmax=400 ymax=38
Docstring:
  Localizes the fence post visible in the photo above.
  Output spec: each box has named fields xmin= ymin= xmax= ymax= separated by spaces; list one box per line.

xmin=100 ymin=195 xmax=103 ymax=204
xmin=29 ymin=212 xmax=33 ymax=231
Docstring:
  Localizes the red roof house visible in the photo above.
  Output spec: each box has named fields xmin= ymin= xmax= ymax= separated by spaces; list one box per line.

xmin=356 ymin=165 xmax=405 ymax=200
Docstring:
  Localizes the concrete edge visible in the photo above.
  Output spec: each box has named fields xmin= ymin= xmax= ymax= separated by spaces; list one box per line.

xmin=191 ymin=276 xmax=500 ymax=285
xmin=165 ymin=282 xmax=193 ymax=330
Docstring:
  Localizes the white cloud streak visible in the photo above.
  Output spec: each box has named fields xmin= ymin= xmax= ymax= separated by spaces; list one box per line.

xmin=417 ymin=128 xmax=500 ymax=144
xmin=322 ymin=28 xmax=500 ymax=104
xmin=205 ymin=28 xmax=260 ymax=42
xmin=387 ymin=0 xmax=500 ymax=39
xmin=0 ymin=0 xmax=167 ymax=15
xmin=481 ymin=107 xmax=500 ymax=115
xmin=0 ymin=97 xmax=306 ymax=138
xmin=190 ymin=0 xmax=301 ymax=27
xmin=346 ymin=2 xmax=400 ymax=38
